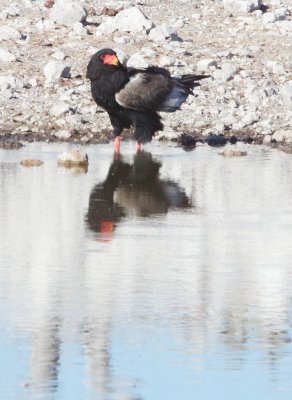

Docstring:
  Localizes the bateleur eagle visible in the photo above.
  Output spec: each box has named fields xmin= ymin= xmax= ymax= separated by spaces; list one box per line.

xmin=86 ymin=48 xmax=209 ymax=153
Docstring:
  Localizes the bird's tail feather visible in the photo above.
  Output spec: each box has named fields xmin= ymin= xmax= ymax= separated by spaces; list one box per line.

xmin=173 ymin=74 xmax=210 ymax=94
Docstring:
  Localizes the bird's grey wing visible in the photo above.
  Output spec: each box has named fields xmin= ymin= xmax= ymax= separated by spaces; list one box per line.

xmin=115 ymin=73 xmax=173 ymax=112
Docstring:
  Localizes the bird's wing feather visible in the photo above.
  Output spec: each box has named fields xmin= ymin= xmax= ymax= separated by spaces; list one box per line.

xmin=115 ymin=73 xmax=173 ymax=112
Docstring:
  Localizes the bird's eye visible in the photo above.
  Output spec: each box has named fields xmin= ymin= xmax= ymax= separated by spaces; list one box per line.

xmin=100 ymin=55 xmax=105 ymax=60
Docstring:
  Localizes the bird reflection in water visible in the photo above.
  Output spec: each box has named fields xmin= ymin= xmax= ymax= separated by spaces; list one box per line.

xmin=86 ymin=151 xmax=191 ymax=240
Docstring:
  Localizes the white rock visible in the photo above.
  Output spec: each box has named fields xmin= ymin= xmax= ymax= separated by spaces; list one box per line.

xmin=1 ymin=88 xmax=13 ymax=99
xmin=0 ymin=48 xmax=16 ymax=62
xmin=51 ymin=50 xmax=66 ymax=61
xmin=5 ymin=5 xmax=20 ymax=18
xmin=49 ymin=101 xmax=70 ymax=117
xmin=235 ymin=112 xmax=259 ymax=129
xmin=272 ymin=129 xmax=292 ymax=143
xmin=36 ymin=18 xmax=55 ymax=31
xmin=220 ymin=150 xmax=247 ymax=157
xmin=127 ymin=53 xmax=148 ymax=68
xmin=49 ymin=1 xmax=87 ymax=26
xmin=280 ymin=81 xmax=292 ymax=109
xmin=97 ymin=7 xmax=153 ymax=35
xmin=0 ymin=26 xmax=21 ymax=41
xmin=140 ymin=47 xmax=156 ymax=57
xmin=95 ymin=19 xmax=117 ymax=35
xmin=213 ymin=63 xmax=238 ymax=81
xmin=263 ymin=134 xmax=272 ymax=144
xmin=0 ymin=75 xmax=20 ymax=89
xmin=149 ymin=24 xmax=179 ymax=41
xmin=54 ymin=130 xmax=72 ymax=140
xmin=115 ymin=7 xmax=153 ymax=33
xmin=58 ymin=150 xmax=88 ymax=166
xmin=113 ymin=36 xmax=130 ymax=44
xmin=269 ymin=0 xmax=282 ymax=5
xmin=262 ymin=12 xmax=276 ymax=24
xmin=265 ymin=60 xmax=286 ymax=75
xmin=274 ymin=7 xmax=287 ymax=21
xmin=262 ymin=8 xmax=287 ymax=24
xmin=159 ymin=55 xmax=176 ymax=67
xmin=222 ymin=0 xmax=261 ymax=13
xmin=253 ymin=10 xmax=263 ymax=18
xmin=197 ymin=59 xmax=217 ymax=71
xmin=43 ymin=61 xmax=71 ymax=83
xmin=72 ymin=22 xmax=87 ymax=35
xmin=28 ymin=78 xmax=38 ymax=87
xmin=276 ymin=20 xmax=292 ymax=32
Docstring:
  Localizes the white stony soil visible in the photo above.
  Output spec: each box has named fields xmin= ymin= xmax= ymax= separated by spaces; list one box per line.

xmin=0 ymin=0 xmax=292 ymax=148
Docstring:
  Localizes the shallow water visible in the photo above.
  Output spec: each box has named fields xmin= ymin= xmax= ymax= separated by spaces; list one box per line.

xmin=1 ymin=141 xmax=292 ymax=400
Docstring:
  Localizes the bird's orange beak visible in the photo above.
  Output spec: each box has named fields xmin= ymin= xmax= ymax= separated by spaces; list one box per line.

xmin=103 ymin=54 xmax=119 ymax=66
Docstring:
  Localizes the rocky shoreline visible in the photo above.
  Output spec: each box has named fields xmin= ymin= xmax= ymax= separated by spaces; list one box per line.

xmin=0 ymin=0 xmax=292 ymax=149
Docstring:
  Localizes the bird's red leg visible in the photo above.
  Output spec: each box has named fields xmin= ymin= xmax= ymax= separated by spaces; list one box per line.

xmin=114 ymin=136 xmax=121 ymax=154
xmin=135 ymin=141 xmax=142 ymax=152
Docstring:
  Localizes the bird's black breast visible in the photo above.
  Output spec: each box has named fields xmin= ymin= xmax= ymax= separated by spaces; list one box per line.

xmin=90 ymin=68 xmax=129 ymax=111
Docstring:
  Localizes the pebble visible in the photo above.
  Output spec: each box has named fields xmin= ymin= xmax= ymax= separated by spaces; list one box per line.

xmin=127 ymin=53 xmax=148 ymax=68
xmin=0 ymin=48 xmax=16 ymax=62
xmin=148 ymin=24 xmax=179 ymax=42
xmin=43 ymin=61 xmax=71 ymax=83
xmin=213 ymin=63 xmax=238 ymax=82
xmin=205 ymin=134 xmax=228 ymax=147
xmin=57 ymin=150 xmax=88 ymax=166
xmin=222 ymin=0 xmax=261 ymax=13
xmin=272 ymin=129 xmax=292 ymax=143
xmin=115 ymin=7 xmax=153 ymax=32
xmin=265 ymin=60 xmax=286 ymax=75
xmin=159 ymin=55 xmax=176 ymax=67
xmin=220 ymin=149 xmax=248 ymax=157
xmin=49 ymin=1 xmax=87 ymax=26
xmin=53 ymin=129 xmax=72 ymax=139
xmin=49 ymin=101 xmax=70 ymax=117
xmin=20 ymin=159 xmax=43 ymax=167
xmin=51 ymin=50 xmax=66 ymax=61
xmin=0 ymin=25 xmax=21 ymax=41
xmin=97 ymin=7 xmax=153 ymax=35
xmin=280 ymin=81 xmax=292 ymax=109
xmin=197 ymin=59 xmax=217 ymax=71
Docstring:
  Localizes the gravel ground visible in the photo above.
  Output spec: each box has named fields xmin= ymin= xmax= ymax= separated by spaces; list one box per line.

xmin=0 ymin=0 xmax=292 ymax=149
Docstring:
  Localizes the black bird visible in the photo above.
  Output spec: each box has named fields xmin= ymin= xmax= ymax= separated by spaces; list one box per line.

xmin=86 ymin=48 xmax=209 ymax=153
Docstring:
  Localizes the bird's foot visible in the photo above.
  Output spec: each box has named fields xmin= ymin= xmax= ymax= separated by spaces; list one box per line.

xmin=135 ymin=142 xmax=142 ymax=152
xmin=114 ymin=136 xmax=121 ymax=155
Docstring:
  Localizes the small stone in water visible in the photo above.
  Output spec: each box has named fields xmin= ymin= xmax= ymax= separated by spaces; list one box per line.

xmin=20 ymin=159 xmax=43 ymax=167
xmin=57 ymin=150 xmax=88 ymax=167
xmin=220 ymin=150 xmax=247 ymax=157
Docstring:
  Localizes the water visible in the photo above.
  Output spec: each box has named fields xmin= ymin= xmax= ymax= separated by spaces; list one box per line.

xmin=1 ymin=141 xmax=292 ymax=400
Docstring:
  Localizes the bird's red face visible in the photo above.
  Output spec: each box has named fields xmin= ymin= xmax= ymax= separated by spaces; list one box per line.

xmin=100 ymin=53 xmax=119 ymax=66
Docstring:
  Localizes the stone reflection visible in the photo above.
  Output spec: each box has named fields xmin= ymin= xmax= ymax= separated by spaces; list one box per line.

xmin=86 ymin=151 xmax=191 ymax=237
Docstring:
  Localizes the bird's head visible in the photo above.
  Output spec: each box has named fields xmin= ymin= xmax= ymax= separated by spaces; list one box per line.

xmin=97 ymin=48 xmax=119 ymax=66
xmin=86 ymin=48 xmax=121 ymax=80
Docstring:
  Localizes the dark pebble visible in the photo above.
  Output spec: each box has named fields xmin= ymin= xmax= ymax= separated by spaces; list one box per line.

xmin=0 ymin=140 xmax=23 ymax=150
xmin=229 ymin=135 xmax=238 ymax=144
xmin=205 ymin=134 xmax=227 ymax=147
xmin=178 ymin=134 xmax=196 ymax=150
